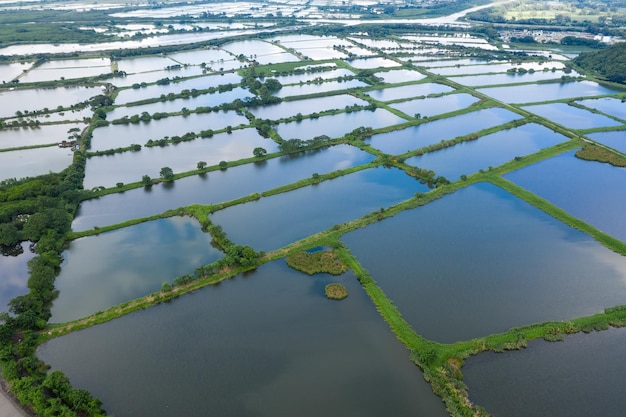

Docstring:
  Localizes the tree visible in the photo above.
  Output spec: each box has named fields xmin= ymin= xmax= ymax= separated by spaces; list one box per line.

xmin=160 ymin=167 xmax=174 ymax=181
xmin=0 ymin=223 xmax=20 ymax=246
xmin=253 ymin=147 xmax=267 ymax=158
xmin=197 ymin=161 xmax=207 ymax=170
xmin=141 ymin=175 xmax=153 ymax=187
xmin=218 ymin=161 xmax=228 ymax=170
xmin=264 ymin=78 xmax=282 ymax=91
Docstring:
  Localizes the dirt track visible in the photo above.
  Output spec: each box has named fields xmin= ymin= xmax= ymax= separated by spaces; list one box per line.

xmin=0 ymin=384 xmax=30 ymax=417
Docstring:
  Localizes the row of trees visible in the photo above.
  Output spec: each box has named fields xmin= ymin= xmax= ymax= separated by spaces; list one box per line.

xmin=278 ymin=135 xmax=332 ymax=153
xmin=0 ymin=149 xmax=109 ymax=416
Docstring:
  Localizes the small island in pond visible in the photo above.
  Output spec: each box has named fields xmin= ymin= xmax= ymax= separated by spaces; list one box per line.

xmin=325 ymin=283 xmax=349 ymax=300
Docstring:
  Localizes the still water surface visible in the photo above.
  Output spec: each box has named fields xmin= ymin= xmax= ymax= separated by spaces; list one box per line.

xmin=587 ymin=130 xmax=626 ymax=154
xmin=505 ymin=150 xmax=626 ymax=242
xmin=50 ymin=216 xmax=222 ymax=323
xmin=478 ymin=81 xmax=618 ymax=104
xmin=342 ymin=183 xmax=626 ymax=343
xmin=522 ymin=102 xmax=622 ymax=130
xmin=276 ymin=108 xmax=407 ymax=141
xmin=84 ymin=128 xmax=278 ymax=189
xmin=73 ymin=145 xmax=375 ymax=231
xmin=365 ymin=107 xmax=520 ymax=154
xmin=39 ymin=261 xmax=449 ymax=417
xmin=404 ymin=123 xmax=569 ymax=180
xmin=365 ymin=82 xmax=454 ymax=102
xmin=0 ymin=123 xmax=82 ymax=149
xmin=89 ymin=111 xmax=248 ymax=151
xmin=388 ymin=93 xmax=478 ymax=118
xmin=209 ymin=166 xmax=429 ymax=252
xmin=0 ymin=146 xmax=73 ymax=181
xmin=464 ymin=328 xmax=626 ymax=417
xmin=577 ymin=97 xmax=626 ymax=121
xmin=0 ymin=86 xmax=99 ymax=118
xmin=249 ymin=94 xmax=366 ymax=120
xmin=0 ymin=242 xmax=35 ymax=313
xmin=114 ymin=72 xmax=242 ymax=104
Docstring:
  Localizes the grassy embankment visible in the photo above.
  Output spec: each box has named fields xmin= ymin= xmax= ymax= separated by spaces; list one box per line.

xmin=0 ymin=143 xmax=57 ymax=153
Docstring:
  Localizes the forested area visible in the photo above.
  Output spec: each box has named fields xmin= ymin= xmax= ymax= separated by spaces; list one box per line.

xmin=574 ymin=42 xmax=626 ymax=82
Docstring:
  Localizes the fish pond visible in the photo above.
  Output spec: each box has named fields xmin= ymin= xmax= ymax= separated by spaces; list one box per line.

xmin=505 ymin=150 xmax=626 ymax=242
xmin=347 ymin=57 xmax=399 ymax=69
xmin=275 ymin=79 xmax=367 ymax=98
xmin=249 ymin=94 xmax=367 ymax=120
xmin=89 ymin=111 xmax=249 ymax=152
xmin=113 ymin=72 xmax=242 ymax=105
xmin=39 ymin=261 xmax=449 ymax=417
xmin=0 ymin=242 xmax=36 ymax=313
xmin=106 ymin=87 xmax=253 ymax=120
xmin=586 ymin=130 xmax=626 ymax=154
xmin=209 ymin=166 xmax=430 ymax=252
xmin=387 ymin=93 xmax=479 ymax=118
xmin=365 ymin=82 xmax=454 ymax=102
xmin=576 ymin=97 xmax=626 ymax=121
xmin=522 ymin=102 xmax=622 ymax=130
xmin=0 ymin=123 xmax=82 ymax=149
xmin=365 ymin=107 xmax=520 ymax=155
xmin=275 ymin=108 xmax=407 ymax=141
xmin=478 ymin=81 xmax=619 ymax=104
xmin=341 ymin=183 xmax=626 ymax=343
xmin=0 ymin=86 xmax=100 ymax=118
xmin=375 ymin=69 xmax=426 ymax=84
xmin=463 ymin=327 xmax=626 ymax=417
xmin=0 ymin=146 xmax=74 ymax=181
xmin=83 ymin=128 xmax=278 ymax=189
xmin=73 ymin=144 xmax=375 ymax=231
xmin=449 ymin=71 xmax=563 ymax=87
xmin=50 ymin=216 xmax=223 ymax=323
xmin=404 ymin=123 xmax=569 ymax=181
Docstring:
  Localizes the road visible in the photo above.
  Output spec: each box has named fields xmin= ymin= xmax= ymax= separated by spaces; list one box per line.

xmin=0 ymin=384 xmax=30 ymax=417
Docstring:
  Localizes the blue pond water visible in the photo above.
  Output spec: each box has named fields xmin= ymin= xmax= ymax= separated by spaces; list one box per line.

xmin=209 ymin=166 xmax=430 ymax=252
xmin=505 ymin=150 xmax=626 ymax=242
xmin=404 ymin=123 xmax=569 ymax=181
xmin=341 ymin=183 xmax=626 ymax=343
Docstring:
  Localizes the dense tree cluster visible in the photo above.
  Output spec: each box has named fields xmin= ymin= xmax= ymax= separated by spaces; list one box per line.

xmin=574 ymin=42 xmax=626 ymax=83
xmin=0 ymin=152 xmax=108 ymax=416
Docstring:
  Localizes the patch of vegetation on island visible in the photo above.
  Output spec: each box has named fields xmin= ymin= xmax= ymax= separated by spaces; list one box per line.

xmin=286 ymin=250 xmax=348 ymax=275
xmin=575 ymin=143 xmax=626 ymax=167
xmin=325 ymin=283 xmax=348 ymax=300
